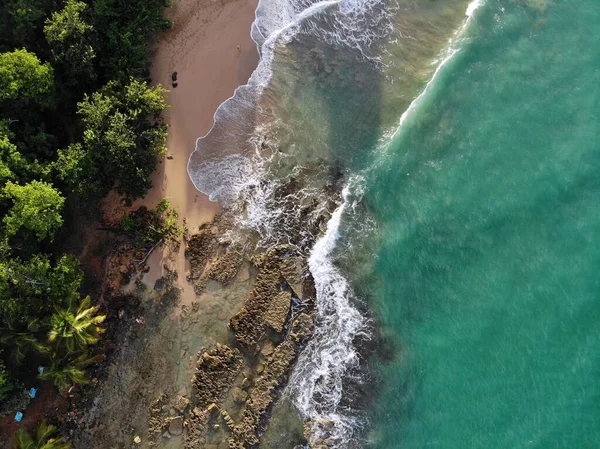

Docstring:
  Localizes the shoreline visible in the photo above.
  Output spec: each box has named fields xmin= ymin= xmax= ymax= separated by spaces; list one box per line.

xmin=103 ymin=0 xmax=260 ymax=306
xmin=55 ymin=0 xmax=284 ymax=447
xmin=0 ymin=0 xmax=262 ymax=445
xmin=138 ymin=0 xmax=259 ymax=304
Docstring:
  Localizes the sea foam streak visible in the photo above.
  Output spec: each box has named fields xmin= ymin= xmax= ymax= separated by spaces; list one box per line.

xmin=392 ymin=0 xmax=484 ymax=138
xmin=289 ymin=184 xmax=368 ymax=448
xmin=286 ymin=3 xmax=486 ymax=447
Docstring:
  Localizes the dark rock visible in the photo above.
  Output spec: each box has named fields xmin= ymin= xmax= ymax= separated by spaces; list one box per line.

xmin=229 ymin=313 xmax=314 ymax=447
xmin=168 ymin=416 xmax=184 ymax=436
xmin=192 ymin=343 xmax=243 ymax=408
xmin=186 ymin=225 xmax=218 ymax=294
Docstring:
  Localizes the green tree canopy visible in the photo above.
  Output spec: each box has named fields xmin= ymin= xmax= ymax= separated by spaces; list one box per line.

xmin=0 ymin=0 xmax=54 ymax=50
xmin=44 ymin=0 xmax=96 ymax=81
xmin=0 ymin=133 xmax=27 ymax=185
xmin=0 ymin=254 xmax=82 ymax=328
xmin=2 ymin=180 xmax=65 ymax=241
xmin=78 ymin=78 xmax=168 ymax=197
xmin=0 ymin=320 xmax=43 ymax=364
xmin=0 ymin=49 xmax=54 ymax=108
xmin=53 ymin=143 xmax=98 ymax=196
xmin=92 ymin=0 xmax=171 ymax=80
xmin=0 ymin=352 xmax=12 ymax=402
xmin=39 ymin=352 xmax=100 ymax=391
xmin=0 ymin=0 xmax=172 ymax=413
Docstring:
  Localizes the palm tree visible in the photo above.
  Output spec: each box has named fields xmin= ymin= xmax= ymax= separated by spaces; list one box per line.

xmin=0 ymin=320 xmax=47 ymax=364
xmin=39 ymin=353 xmax=101 ymax=391
xmin=48 ymin=296 xmax=105 ymax=354
xmin=13 ymin=421 xmax=70 ymax=449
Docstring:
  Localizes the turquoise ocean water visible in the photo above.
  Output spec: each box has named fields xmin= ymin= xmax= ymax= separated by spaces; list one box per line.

xmin=188 ymin=0 xmax=600 ymax=446
xmin=365 ymin=1 xmax=600 ymax=447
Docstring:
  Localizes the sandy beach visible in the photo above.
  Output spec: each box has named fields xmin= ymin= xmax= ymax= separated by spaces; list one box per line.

xmin=116 ymin=0 xmax=259 ymax=303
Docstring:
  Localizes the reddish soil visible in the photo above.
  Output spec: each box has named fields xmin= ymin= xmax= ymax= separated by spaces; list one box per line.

xmin=0 ymin=381 xmax=67 ymax=448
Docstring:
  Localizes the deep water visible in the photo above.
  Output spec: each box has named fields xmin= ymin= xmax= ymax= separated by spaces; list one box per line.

xmin=363 ymin=1 xmax=600 ymax=447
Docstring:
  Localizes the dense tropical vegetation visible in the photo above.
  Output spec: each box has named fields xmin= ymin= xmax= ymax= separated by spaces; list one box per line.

xmin=0 ymin=0 xmax=174 ymax=436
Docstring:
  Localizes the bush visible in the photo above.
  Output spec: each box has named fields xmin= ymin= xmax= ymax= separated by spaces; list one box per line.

xmin=0 ymin=49 xmax=54 ymax=109
xmin=78 ymin=78 xmax=168 ymax=197
xmin=0 ymin=355 xmax=13 ymax=402
xmin=2 ymin=180 xmax=65 ymax=241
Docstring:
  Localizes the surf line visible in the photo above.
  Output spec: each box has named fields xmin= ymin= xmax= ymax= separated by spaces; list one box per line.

xmin=392 ymin=0 xmax=484 ymax=138
xmin=288 ymin=2 xmax=486 ymax=445
xmin=188 ymin=0 xmax=344 ymax=198
xmin=289 ymin=182 xmax=369 ymax=448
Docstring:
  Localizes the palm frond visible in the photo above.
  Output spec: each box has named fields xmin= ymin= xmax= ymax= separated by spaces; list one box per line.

xmin=13 ymin=428 xmax=34 ymax=449
xmin=35 ymin=422 xmax=56 ymax=446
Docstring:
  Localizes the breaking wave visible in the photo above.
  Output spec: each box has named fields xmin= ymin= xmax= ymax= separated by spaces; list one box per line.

xmin=187 ymin=0 xmax=393 ymax=205
xmin=186 ymin=0 xmax=392 ymax=445
xmin=289 ymin=182 xmax=370 ymax=448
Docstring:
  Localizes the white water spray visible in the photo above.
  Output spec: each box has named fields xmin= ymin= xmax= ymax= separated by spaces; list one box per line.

xmin=290 ymin=184 xmax=368 ymax=448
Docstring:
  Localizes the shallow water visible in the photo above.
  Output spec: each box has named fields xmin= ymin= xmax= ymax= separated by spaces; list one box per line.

xmin=188 ymin=0 xmax=600 ymax=446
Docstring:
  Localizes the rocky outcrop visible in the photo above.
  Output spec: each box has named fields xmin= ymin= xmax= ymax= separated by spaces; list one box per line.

xmin=229 ymin=313 xmax=314 ymax=448
xmin=184 ymin=406 xmax=211 ymax=449
xmin=229 ymin=258 xmax=283 ymax=348
xmin=186 ymin=225 xmax=218 ymax=293
xmin=184 ymin=344 xmax=243 ymax=449
xmin=229 ymin=245 xmax=303 ymax=350
xmin=278 ymin=255 xmax=305 ymax=296
xmin=303 ymin=418 xmax=338 ymax=449
xmin=263 ymin=291 xmax=292 ymax=333
xmin=193 ymin=344 xmax=243 ymax=408
xmin=205 ymin=246 xmax=243 ymax=285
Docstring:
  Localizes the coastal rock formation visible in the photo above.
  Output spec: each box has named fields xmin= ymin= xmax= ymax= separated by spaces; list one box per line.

xmin=278 ymin=255 xmax=305 ymax=294
xmin=205 ymin=246 xmax=243 ymax=285
xmin=230 ymin=245 xmax=303 ymax=349
xmin=229 ymin=313 xmax=314 ymax=448
xmin=148 ymin=394 xmax=170 ymax=446
xmin=186 ymin=225 xmax=218 ymax=293
xmin=263 ymin=290 xmax=292 ymax=332
xmin=192 ymin=344 xmax=243 ymax=408
xmin=304 ymin=419 xmax=337 ymax=449
xmin=185 ymin=344 xmax=243 ymax=448
xmin=230 ymin=258 xmax=284 ymax=348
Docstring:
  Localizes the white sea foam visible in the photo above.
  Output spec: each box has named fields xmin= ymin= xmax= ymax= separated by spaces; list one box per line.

xmin=466 ymin=0 xmax=483 ymax=17
xmin=390 ymin=0 xmax=485 ymax=141
xmin=289 ymin=182 xmax=368 ymax=448
xmin=284 ymin=3 xmax=485 ymax=447
xmin=187 ymin=0 xmax=392 ymax=205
